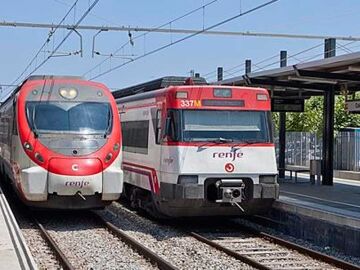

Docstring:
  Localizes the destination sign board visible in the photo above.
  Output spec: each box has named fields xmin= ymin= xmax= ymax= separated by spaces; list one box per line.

xmin=345 ymin=100 xmax=360 ymax=113
xmin=271 ymin=98 xmax=304 ymax=112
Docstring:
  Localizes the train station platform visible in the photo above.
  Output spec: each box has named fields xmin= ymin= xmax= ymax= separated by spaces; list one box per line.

xmin=278 ymin=173 xmax=360 ymax=226
xmin=264 ymin=173 xmax=360 ymax=257
xmin=0 ymin=187 xmax=36 ymax=270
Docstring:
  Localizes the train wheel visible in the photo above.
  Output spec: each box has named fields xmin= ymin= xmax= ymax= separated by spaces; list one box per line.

xmin=142 ymin=194 xmax=167 ymax=220
xmin=129 ymin=187 xmax=141 ymax=210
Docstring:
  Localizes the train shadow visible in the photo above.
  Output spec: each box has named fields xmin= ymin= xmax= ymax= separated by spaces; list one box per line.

xmin=97 ymin=200 xmax=243 ymax=243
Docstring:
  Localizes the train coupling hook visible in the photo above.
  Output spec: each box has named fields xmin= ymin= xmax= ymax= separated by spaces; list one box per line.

xmin=76 ymin=191 xmax=86 ymax=201
xmin=232 ymin=201 xmax=245 ymax=212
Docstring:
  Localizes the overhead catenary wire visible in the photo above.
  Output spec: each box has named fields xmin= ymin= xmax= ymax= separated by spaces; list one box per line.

xmin=3 ymin=0 xmax=79 ymax=96
xmin=28 ymin=0 xmax=100 ymax=75
xmin=89 ymin=0 xmax=280 ymax=80
xmin=207 ymin=40 xmax=358 ymax=82
xmin=204 ymin=53 xmax=280 ymax=81
xmin=82 ymin=0 xmax=220 ymax=77
xmin=1 ymin=0 xmax=100 ymax=101
xmin=53 ymin=0 xmax=121 ymax=27
xmin=204 ymin=42 xmax=321 ymax=81
xmin=206 ymin=42 xmax=324 ymax=81
xmin=210 ymin=39 xmax=358 ymax=81
xmin=2 ymin=21 xmax=360 ymax=42
xmin=295 ymin=40 xmax=356 ymax=64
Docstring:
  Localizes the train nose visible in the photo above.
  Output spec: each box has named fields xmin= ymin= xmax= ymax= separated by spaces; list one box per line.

xmin=48 ymin=158 xmax=103 ymax=176
xmin=48 ymin=158 xmax=103 ymax=196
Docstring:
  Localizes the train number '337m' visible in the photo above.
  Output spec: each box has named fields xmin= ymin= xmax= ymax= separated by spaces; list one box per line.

xmin=180 ymin=99 xmax=201 ymax=107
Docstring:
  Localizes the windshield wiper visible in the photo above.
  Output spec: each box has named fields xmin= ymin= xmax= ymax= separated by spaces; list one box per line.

xmin=211 ymin=137 xmax=233 ymax=143
xmin=32 ymin=109 xmax=39 ymax=138
xmin=196 ymin=137 xmax=233 ymax=148
xmin=231 ymin=139 xmax=266 ymax=149
xmin=104 ymin=109 xmax=112 ymax=138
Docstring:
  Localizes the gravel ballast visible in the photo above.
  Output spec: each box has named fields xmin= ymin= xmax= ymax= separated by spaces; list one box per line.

xmin=234 ymin=218 xmax=360 ymax=267
xmin=102 ymin=202 xmax=255 ymax=270
xmin=39 ymin=212 xmax=156 ymax=270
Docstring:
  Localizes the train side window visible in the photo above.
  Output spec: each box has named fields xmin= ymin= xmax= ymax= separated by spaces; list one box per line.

xmin=166 ymin=110 xmax=180 ymax=142
xmin=121 ymin=120 xmax=149 ymax=154
xmin=12 ymin=99 xmax=17 ymax=135
xmin=155 ymin=109 xmax=162 ymax=144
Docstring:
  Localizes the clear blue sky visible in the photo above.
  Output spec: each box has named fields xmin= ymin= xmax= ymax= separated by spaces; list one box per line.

xmin=0 ymin=0 xmax=359 ymax=95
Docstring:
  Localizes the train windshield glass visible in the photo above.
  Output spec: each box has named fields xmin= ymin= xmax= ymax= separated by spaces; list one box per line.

xmin=26 ymin=101 xmax=112 ymax=134
xmin=181 ymin=110 xmax=271 ymax=143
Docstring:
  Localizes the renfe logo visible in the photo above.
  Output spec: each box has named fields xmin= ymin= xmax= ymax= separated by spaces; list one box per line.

xmin=225 ymin=163 xmax=235 ymax=173
xmin=65 ymin=180 xmax=90 ymax=189
xmin=213 ymin=152 xmax=244 ymax=161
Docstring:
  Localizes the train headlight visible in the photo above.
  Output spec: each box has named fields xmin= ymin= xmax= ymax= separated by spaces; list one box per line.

xmin=113 ymin=143 xmax=120 ymax=151
xmin=259 ymin=175 xmax=277 ymax=184
xmin=23 ymin=142 xmax=33 ymax=151
xmin=178 ymin=175 xmax=198 ymax=185
xmin=35 ymin=152 xmax=44 ymax=163
xmin=105 ymin=152 xmax=113 ymax=163
xmin=257 ymin=93 xmax=268 ymax=101
xmin=59 ymin=88 xmax=78 ymax=100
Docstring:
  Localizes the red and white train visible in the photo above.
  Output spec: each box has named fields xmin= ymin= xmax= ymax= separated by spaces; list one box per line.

xmin=114 ymin=77 xmax=279 ymax=218
xmin=0 ymin=75 xmax=123 ymax=209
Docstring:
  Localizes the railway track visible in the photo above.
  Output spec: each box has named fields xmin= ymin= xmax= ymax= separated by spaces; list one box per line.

xmin=94 ymin=212 xmax=178 ymax=270
xmin=189 ymin=221 xmax=360 ymax=270
xmin=29 ymin=210 xmax=177 ymax=270
xmin=111 ymin=200 xmax=360 ymax=270
xmin=0 ymin=186 xmax=37 ymax=270
xmin=3 ymin=186 xmax=359 ymax=270
xmin=1 ymin=181 xmax=175 ymax=269
xmin=108 ymin=201 xmax=360 ymax=269
xmin=114 ymin=200 xmax=360 ymax=269
xmin=31 ymin=216 xmax=75 ymax=270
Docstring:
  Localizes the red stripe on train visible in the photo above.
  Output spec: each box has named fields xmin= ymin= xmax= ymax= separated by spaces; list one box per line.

xmin=164 ymin=142 xmax=275 ymax=147
xmin=123 ymin=162 xmax=160 ymax=194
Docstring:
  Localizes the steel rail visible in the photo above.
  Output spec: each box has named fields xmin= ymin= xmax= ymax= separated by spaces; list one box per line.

xmin=232 ymin=221 xmax=360 ymax=270
xmin=32 ymin=216 xmax=75 ymax=270
xmin=111 ymin=201 xmax=360 ymax=269
xmin=190 ymin=231 xmax=271 ymax=270
xmin=94 ymin=213 xmax=178 ymax=270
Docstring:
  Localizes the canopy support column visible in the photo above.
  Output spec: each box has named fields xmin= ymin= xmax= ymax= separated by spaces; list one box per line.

xmin=278 ymin=50 xmax=287 ymax=179
xmin=322 ymin=87 xmax=335 ymax=185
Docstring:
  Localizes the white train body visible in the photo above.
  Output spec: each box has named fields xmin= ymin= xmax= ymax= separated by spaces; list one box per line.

xmin=115 ymin=79 xmax=278 ymax=217
xmin=0 ymin=76 xmax=123 ymax=209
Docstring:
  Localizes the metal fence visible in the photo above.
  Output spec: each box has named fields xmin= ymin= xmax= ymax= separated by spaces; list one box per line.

xmin=276 ymin=131 xmax=360 ymax=171
xmin=334 ymin=131 xmax=360 ymax=171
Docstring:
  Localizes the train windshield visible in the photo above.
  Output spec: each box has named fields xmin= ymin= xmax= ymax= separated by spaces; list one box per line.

xmin=26 ymin=101 xmax=112 ymax=135
xmin=178 ymin=110 xmax=271 ymax=143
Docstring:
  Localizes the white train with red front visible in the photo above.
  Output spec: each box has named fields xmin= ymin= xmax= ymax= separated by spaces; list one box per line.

xmin=113 ymin=76 xmax=279 ymax=218
xmin=0 ymin=75 xmax=123 ymax=209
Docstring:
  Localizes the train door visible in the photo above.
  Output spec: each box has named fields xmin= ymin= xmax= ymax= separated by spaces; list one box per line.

xmin=10 ymin=98 xmax=16 ymax=162
xmin=150 ymin=106 xmax=164 ymax=191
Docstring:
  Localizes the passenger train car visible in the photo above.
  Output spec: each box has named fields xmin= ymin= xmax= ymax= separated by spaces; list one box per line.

xmin=113 ymin=76 xmax=279 ymax=218
xmin=0 ymin=75 xmax=123 ymax=209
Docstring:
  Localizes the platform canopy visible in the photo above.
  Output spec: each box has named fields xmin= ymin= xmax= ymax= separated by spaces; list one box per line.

xmin=218 ymin=50 xmax=360 ymax=186
xmin=219 ymin=51 xmax=360 ymax=98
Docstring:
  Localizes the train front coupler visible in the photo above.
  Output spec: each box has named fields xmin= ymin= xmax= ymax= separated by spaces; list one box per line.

xmin=215 ymin=179 xmax=245 ymax=212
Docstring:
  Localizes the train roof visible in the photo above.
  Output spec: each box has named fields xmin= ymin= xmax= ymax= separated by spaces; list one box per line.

xmin=112 ymin=76 xmax=207 ymax=99
xmin=0 ymin=75 xmax=86 ymax=106
xmin=26 ymin=75 xmax=84 ymax=81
